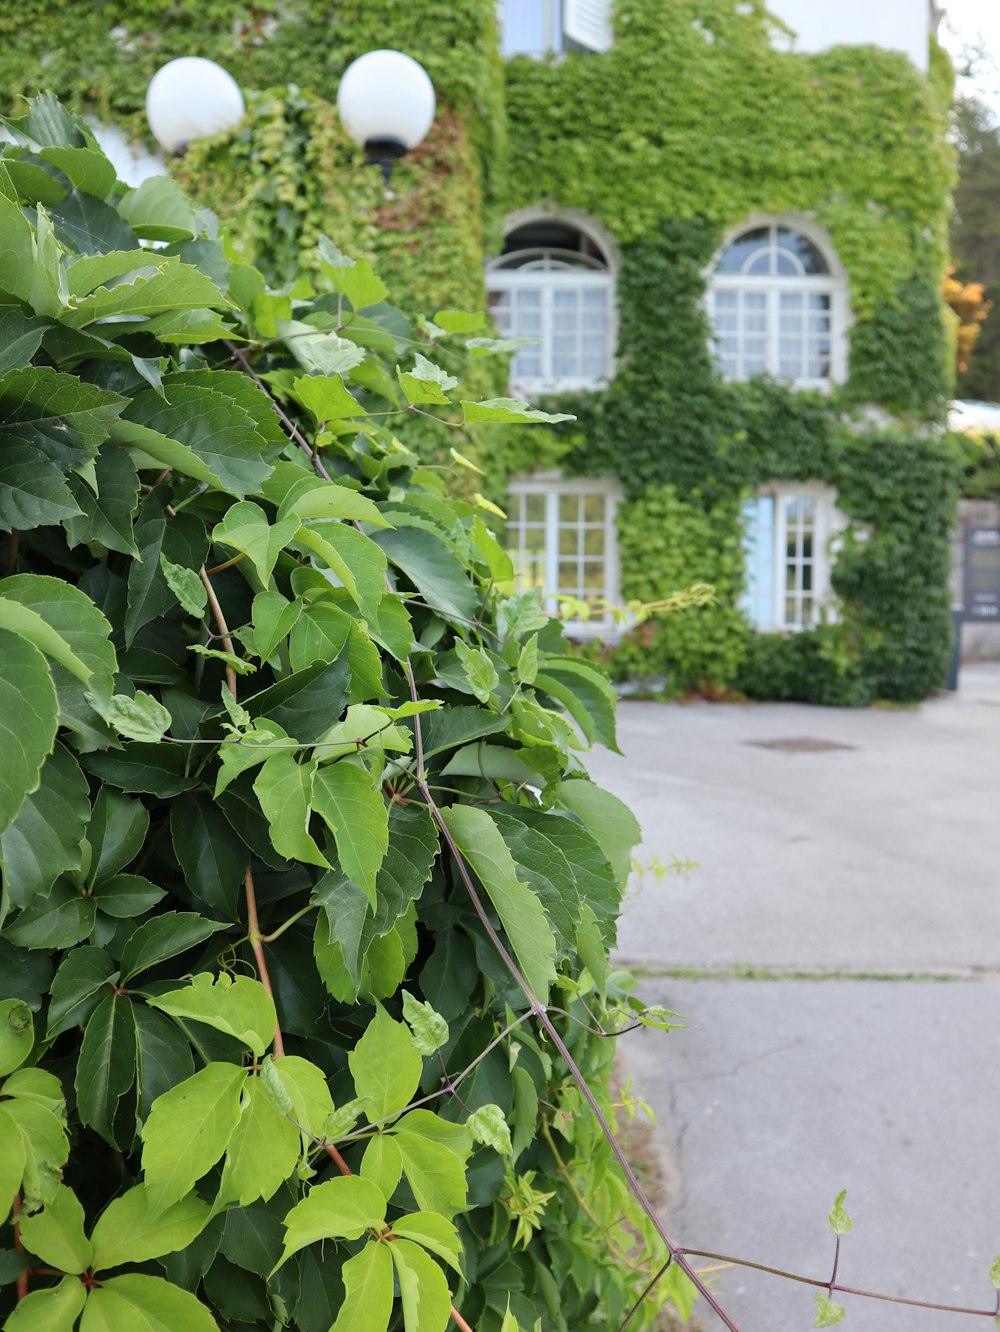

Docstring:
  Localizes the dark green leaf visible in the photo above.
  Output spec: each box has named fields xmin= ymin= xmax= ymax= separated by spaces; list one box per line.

xmin=373 ymin=526 xmax=477 ymax=624
xmin=47 ymin=946 xmax=117 ymax=1039
xmin=93 ymin=874 xmax=166 ymax=919
xmin=4 ymin=882 xmax=96 ymax=950
xmin=74 ymin=992 xmax=138 ymax=1146
xmin=119 ymin=912 xmax=228 ymax=984
xmin=65 ymin=445 xmax=141 ymax=557
xmin=83 ymin=744 xmax=193 ymax=798
xmin=88 ymin=787 xmax=149 ymax=886
xmin=0 ymin=305 xmax=47 ymax=375
xmin=134 ymin=1004 xmax=195 ymax=1123
xmin=486 ymin=811 xmax=580 ymax=955
xmin=244 ymin=655 xmax=350 ymax=744
xmin=0 ymin=742 xmax=88 ymax=909
xmin=118 ymin=177 xmax=197 ymax=242
xmin=170 ymin=795 xmax=247 ymax=920
xmin=534 ymin=659 xmax=620 ymax=752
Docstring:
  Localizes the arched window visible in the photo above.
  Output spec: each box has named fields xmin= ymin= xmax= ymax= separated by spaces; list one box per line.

xmin=487 ymin=216 xmax=615 ymax=393
xmin=709 ymin=221 xmax=847 ymax=388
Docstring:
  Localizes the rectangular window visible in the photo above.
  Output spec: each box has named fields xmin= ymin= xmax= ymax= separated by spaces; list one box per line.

xmin=506 ymin=479 xmax=620 ymax=637
xmin=500 ymin=0 xmax=611 ymax=54
xmin=489 ymin=279 xmax=612 ymax=390
xmin=710 ymin=285 xmax=835 ymax=387
xmin=741 ymin=489 xmax=838 ymax=630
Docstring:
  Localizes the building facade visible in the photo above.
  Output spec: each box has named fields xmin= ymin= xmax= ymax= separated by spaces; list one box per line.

xmin=6 ymin=0 xmax=960 ymax=703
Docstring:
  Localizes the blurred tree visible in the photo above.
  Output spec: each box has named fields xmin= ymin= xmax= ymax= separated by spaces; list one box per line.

xmin=942 ymin=267 xmax=991 ymax=374
xmin=951 ymin=95 xmax=1000 ymax=400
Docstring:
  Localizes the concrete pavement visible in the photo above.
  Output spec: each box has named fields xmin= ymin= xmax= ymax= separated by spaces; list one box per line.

xmin=587 ymin=666 xmax=1000 ymax=1330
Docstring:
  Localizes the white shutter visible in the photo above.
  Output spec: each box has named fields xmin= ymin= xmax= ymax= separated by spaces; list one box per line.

xmin=563 ymin=0 xmax=612 ymax=52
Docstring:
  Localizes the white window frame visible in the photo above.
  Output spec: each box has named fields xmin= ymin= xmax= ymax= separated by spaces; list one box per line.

xmin=506 ymin=474 xmax=622 ymax=639
xmin=708 ymin=217 xmax=850 ymax=390
xmin=498 ymin=0 xmax=611 ymax=55
xmin=741 ymin=482 xmax=846 ymax=631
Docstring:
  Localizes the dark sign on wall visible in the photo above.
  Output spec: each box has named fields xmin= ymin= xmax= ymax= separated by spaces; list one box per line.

xmin=965 ymin=528 xmax=1000 ymax=621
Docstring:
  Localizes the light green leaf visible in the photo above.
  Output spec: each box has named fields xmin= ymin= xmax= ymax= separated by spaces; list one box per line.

xmin=828 ymin=1189 xmax=852 ymax=1237
xmin=349 ymin=1005 xmax=424 ymax=1124
xmin=516 ymin=634 xmax=538 ymax=686
xmin=250 ymin=591 xmax=301 ymax=661
xmin=0 ymin=742 xmax=88 ymax=909
xmin=394 ymin=1121 xmax=469 ymax=1218
xmin=311 ymin=759 xmax=388 ymax=906
xmin=291 ymin=372 xmax=365 ymax=421
xmin=439 ymin=805 xmax=557 ymax=1001
xmin=265 ymin=1055 xmax=335 ymax=1139
xmin=107 ymin=691 xmax=172 ymax=743
xmin=253 ymin=752 xmax=330 ymax=868
xmin=189 ymin=644 xmax=256 ymax=674
xmin=0 ymin=998 xmax=33 ymax=1076
xmin=18 ymin=1183 xmax=92 ymax=1274
xmin=317 ymin=236 xmax=389 ymax=310
xmin=90 ymin=1184 xmax=211 ymax=1272
xmin=66 ymin=262 xmax=230 ymax=327
xmin=391 ymin=1213 xmax=463 ymax=1275
xmin=473 ymin=492 xmax=506 ymax=519
xmin=330 ymin=1242 xmax=394 ymax=1332
xmin=147 ymin=973 xmax=277 ymax=1060
xmin=275 ymin=474 xmax=390 ymax=527
xmin=118 ymin=176 xmax=198 ymax=242
xmin=84 ymin=1273 xmax=220 ymax=1331
xmin=140 ymin=1062 xmax=247 ymax=1214
xmin=66 ymin=250 xmax=165 ymax=299
xmin=467 ymin=1104 xmax=513 ymax=1157
xmin=275 ymin=1175 xmax=387 ymax=1269
xmin=3 ymin=1276 xmax=86 ymax=1331
xmin=360 ymin=1133 xmax=404 ymax=1198
xmin=465 ymin=335 xmax=537 ymax=355
xmin=278 ymin=321 xmax=366 ymax=375
xmin=433 ymin=310 xmax=485 ymax=334
xmin=0 ymin=1121 xmax=25 ymax=1226
xmin=0 ymin=1098 xmax=69 ymax=1212
xmin=159 ymin=556 xmax=207 ymax=617
xmin=990 ymin=1255 xmax=1000 ymax=1290
xmin=1 ymin=1067 xmax=65 ymax=1114
xmin=397 ymin=354 xmax=458 ymax=406
xmin=213 ymin=501 xmax=299 ymax=586
xmin=813 ymin=1292 xmax=846 ymax=1327
xmin=448 ymin=447 xmax=485 ymax=475
xmin=389 ymin=1236 xmax=454 ymax=1332
xmin=218 ymin=1076 xmax=301 ymax=1206
xmin=295 ymin=521 xmax=386 ymax=622
xmin=461 ymin=398 xmax=574 ymax=425
xmin=556 ymin=779 xmax=641 ymax=886
xmin=402 ymin=991 xmax=449 ymax=1056
xmin=214 ymin=720 xmax=291 ymax=797
xmin=454 ymin=639 xmax=499 ymax=704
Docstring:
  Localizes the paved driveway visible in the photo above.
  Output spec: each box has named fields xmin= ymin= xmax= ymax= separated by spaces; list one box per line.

xmin=587 ymin=666 xmax=1000 ymax=1331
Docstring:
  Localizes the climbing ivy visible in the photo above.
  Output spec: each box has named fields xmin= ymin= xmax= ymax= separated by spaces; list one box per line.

xmin=0 ymin=99 xmax=701 ymax=1332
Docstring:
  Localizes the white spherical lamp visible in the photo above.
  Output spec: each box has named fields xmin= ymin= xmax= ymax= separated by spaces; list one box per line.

xmin=337 ymin=49 xmax=436 ymax=178
xmin=145 ymin=57 xmax=245 ymax=153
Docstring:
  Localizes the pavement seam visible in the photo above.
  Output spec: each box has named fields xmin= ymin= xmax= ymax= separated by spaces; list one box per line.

xmin=620 ymin=963 xmax=1000 ymax=982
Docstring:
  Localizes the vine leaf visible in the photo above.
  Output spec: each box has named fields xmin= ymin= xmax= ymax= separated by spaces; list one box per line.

xmin=118 ymin=911 xmax=226 ymax=984
xmin=360 ymin=1133 xmax=404 ymax=1199
xmin=389 ymin=1235 xmax=453 ymax=1332
xmin=0 ymin=628 xmax=58 ymax=834
xmin=73 ymin=991 xmax=137 ymax=1146
xmin=18 ymin=1183 xmax=92 ymax=1274
xmin=46 ymin=947 xmax=117 ymax=1040
xmin=467 ymin=1104 xmax=513 ymax=1157
xmin=556 ymin=778 xmax=641 ymax=886
xmin=64 ymin=445 xmax=140 ymax=557
xmin=274 ymin=1175 xmax=388 ymax=1270
xmin=402 ymin=991 xmax=449 ymax=1056
xmin=440 ymin=804 xmax=558 ymax=1001
xmin=828 ymin=1189 xmax=852 ymax=1236
xmin=2 ymin=1276 xmax=86 ymax=1331
xmin=140 ymin=1062 xmax=248 ymax=1215
xmin=218 ymin=1077 xmax=301 ymax=1207
xmin=393 ymin=1130 xmax=469 ymax=1219
xmin=294 ymin=521 xmax=387 ymax=622
xmin=117 ymin=176 xmax=198 ymax=243
xmin=89 ymin=1183 xmax=211 ymax=1272
xmin=84 ymin=1272 xmax=221 ymax=1331
xmin=0 ymin=999 xmax=33 ymax=1077
xmin=372 ymin=526 xmax=477 ymax=624
xmin=349 ymin=1005 xmax=424 ymax=1124
xmin=460 ymin=397 xmax=574 ymax=426
xmin=311 ymin=759 xmax=388 ymax=907
xmin=213 ymin=501 xmax=300 ymax=587
xmin=107 ymin=690 xmax=172 ymax=743
xmin=146 ymin=973 xmax=277 ymax=1060
xmin=454 ymin=639 xmax=499 ymax=704
xmin=253 ymin=752 xmax=330 ymax=868
xmin=0 ymin=742 xmax=89 ymax=909
xmin=330 ymin=1241 xmax=394 ymax=1332
xmin=813 ymin=1291 xmax=846 ymax=1327
xmin=391 ymin=1213 xmax=463 ymax=1274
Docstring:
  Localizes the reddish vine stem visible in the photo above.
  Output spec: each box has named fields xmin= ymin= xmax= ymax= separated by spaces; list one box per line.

xmin=673 ymin=1249 xmax=1000 ymax=1318
xmin=198 ymin=567 xmax=238 ymax=698
xmin=243 ymin=868 xmax=284 ymax=1058
xmin=12 ymin=1193 xmax=28 ymax=1302
xmin=225 ymin=342 xmax=337 ymax=484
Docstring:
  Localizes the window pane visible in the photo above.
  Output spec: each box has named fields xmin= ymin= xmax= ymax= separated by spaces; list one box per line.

xmin=501 ymin=0 xmax=551 ymax=54
xmin=714 ymin=291 xmax=738 ymax=309
xmin=524 ymin=494 xmax=545 ymax=523
xmin=719 ymin=228 xmax=770 ymax=273
xmin=552 ymin=288 xmax=578 ymax=309
xmin=582 ymin=493 xmax=606 ymax=522
xmin=583 ymin=563 xmax=605 ymax=592
xmin=774 ymin=250 xmax=798 ymax=276
xmin=559 ymin=493 xmax=579 ymax=523
xmin=745 ymin=292 xmax=768 ymax=310
xmin=582 ymin=289 xmax=608 ymax=309
xmin=559 ymin=526 xmax=579 ymax=556
xmin=583 ymin=526 xmax=605 ymax=555
xmin=779 ymin=228 xmax=829 ymax=275
xmin=557 ymin=560 xmax=579 ymax=591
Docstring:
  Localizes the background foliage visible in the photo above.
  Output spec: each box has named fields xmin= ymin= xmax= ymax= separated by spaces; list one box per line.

xmin=951 ymin=95 xmax=1000 ymax=403
xmin=1 ymin=1 xmax=961 ymax=706
xmin=0 ymin=99 xmax=695 ymax=1332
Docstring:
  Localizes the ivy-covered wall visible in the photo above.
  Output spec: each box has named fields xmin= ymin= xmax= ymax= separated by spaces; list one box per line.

xmin=6 ymin=0 xmax=961 ymax=703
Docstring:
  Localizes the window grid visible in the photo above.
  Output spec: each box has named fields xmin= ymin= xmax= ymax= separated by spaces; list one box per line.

xmin=709 ymin=223 xmax=841 ymax=388
xmin=507 ymin=482 xmax=619 ymax=636
xmin=741 ymin=491 xmax=832 ymax=631
xmin=488 ymin=277 xmax=612 ymax=390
